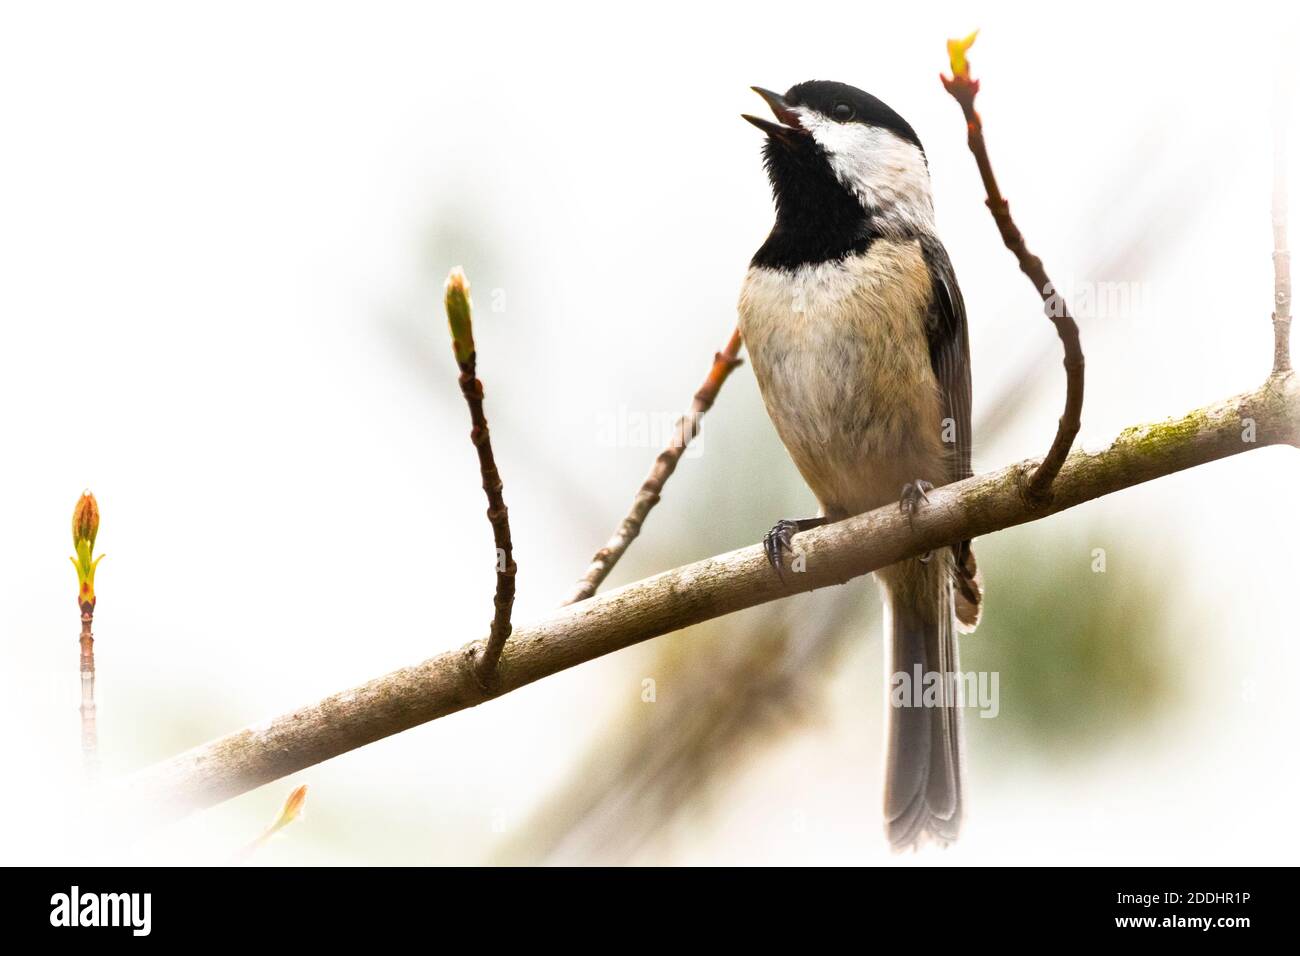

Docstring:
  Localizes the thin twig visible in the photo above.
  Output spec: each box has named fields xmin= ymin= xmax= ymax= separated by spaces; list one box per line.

xmin=79 ymin=603 xmax=97 ymax=777
xmin=444 ymin=268 xmax=516 ymax=686
xmin=1273 ymin=80 xmax=1292 ymax=374
xmin=942 ymin=33 xmax=1085 ymax=502
xmin=113 ymin=372 xmax=1299 ymax=819
xmin=563 ymin=327 xmax=744 ymax=605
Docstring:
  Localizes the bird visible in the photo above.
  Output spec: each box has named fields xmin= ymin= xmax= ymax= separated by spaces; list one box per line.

xmin=737 ymin=81 xmax=982 ymax=849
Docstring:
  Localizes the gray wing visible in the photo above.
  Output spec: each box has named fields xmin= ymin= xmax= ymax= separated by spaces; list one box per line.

xmin=920 ymin=237 xmax=972 ymax=484
xmin=921 ymin=237 xmax=983 ymax=631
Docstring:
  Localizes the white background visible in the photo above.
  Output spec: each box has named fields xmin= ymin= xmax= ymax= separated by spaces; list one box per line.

xmin=0 ymin=1 xmax=1296 ymax=864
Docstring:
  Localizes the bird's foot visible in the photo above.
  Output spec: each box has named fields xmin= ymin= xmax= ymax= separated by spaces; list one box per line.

xmin=898 ymin=479 xmax=934 ymax=518
xmin=763 ymin=516 xmax=827 ymax=580
xmin=899 ymin=480 xmax=935 ymax=563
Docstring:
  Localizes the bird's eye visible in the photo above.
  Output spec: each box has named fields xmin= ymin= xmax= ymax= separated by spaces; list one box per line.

xmin=832 ymin=103 xmax=854 ymax=122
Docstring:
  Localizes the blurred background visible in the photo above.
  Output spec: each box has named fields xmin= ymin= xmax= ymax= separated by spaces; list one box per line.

xmin=1 ymin=1 xmax=1297 ymax=865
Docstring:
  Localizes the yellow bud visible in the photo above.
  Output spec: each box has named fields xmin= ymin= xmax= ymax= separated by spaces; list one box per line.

xmin=72 ymin=490 xmax=99 ymax=551
xmin=947 ymin=30 xmax=979 ymax=79
xmin=70 ymin=490 xmax=104 ymax=607
xmin=275 ymin=784 xmax=308 ymax=830
xmin=237 ymin=783 xmax=309 ymax=860
xmin=444 ymin=266 xmax=476 ymax=366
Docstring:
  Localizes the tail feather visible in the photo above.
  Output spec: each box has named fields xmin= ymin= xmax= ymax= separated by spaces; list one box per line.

xmin=883 ymin=559 xmax=965 ymax=850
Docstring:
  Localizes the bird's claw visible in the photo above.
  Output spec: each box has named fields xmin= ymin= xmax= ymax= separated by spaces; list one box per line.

xmin=898 ymin=479 xmax=934 ymax=518
xmin=763 ymin=519 xmax=801 ymax=580
xmin=762 ymin=516 xmax=828 ymax=580
xmin=899 ymin=480 xmax=935 ymax=563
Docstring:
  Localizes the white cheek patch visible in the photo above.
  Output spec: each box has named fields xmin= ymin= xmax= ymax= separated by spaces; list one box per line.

xmin=793 ymin=106 xmax=935 ymax=236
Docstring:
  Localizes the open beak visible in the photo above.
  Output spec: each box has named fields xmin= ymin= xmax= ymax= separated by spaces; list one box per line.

xmin=742 ymin=86 xmax=806 ymax=140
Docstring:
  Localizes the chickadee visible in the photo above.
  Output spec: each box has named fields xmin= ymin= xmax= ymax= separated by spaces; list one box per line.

xmin=738 ymin=81 xmax=982 ymax=849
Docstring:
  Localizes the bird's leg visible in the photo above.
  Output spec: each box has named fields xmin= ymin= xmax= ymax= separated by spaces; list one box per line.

xmin=763 ymin=516 xmax=828 ymax=579
xmin=899 ymin=479 xmax=935 ymax=563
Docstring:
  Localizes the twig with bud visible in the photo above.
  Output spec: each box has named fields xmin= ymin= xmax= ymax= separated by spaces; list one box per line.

xmin=70 ymin=491 xmax=104 ymax=776
xmin=563 ymin=327 xmax=744 ymax=605
xmin=941 ymin=31 xmax=1086 ymax=502
xmin=444 ymin=267 xmax=517 ymax=686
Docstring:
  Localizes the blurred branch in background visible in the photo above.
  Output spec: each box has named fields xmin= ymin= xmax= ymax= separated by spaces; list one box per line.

xmin=563 ymin=327 xmax=744 ymax=605
xmin=962 ymin=523 xmax=1182 ymax=761
xmin=502 ymin=517 xmax=1184 ymax=864
xmin=497 ymin=586 xmax=869 ymax=864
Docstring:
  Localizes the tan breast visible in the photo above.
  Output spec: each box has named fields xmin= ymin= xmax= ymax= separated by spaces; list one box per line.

xmin=738 ymin=239 xmax=945 ymax=516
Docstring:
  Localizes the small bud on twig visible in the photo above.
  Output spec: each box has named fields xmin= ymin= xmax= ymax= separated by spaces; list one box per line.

xmin=445 ymin=266 xmax=476 ymax=367
xmin=946 ymin=29 xmax=979 ymax=80
xmin=70 ymin=490 xmax=104 ymax=608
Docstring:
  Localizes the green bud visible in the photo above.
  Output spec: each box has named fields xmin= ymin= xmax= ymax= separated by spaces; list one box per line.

xmin=444 ymin=266 xmax=476 ymax=366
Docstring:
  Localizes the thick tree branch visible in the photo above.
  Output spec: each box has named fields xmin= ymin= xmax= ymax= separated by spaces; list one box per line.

xmin=115 ymin=372 xmax=1298 ymax=820
xmin=942 ymin=34 xmax=1085 ymax=501
xmin=563 ymin=327 xmax=744 ymax=605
